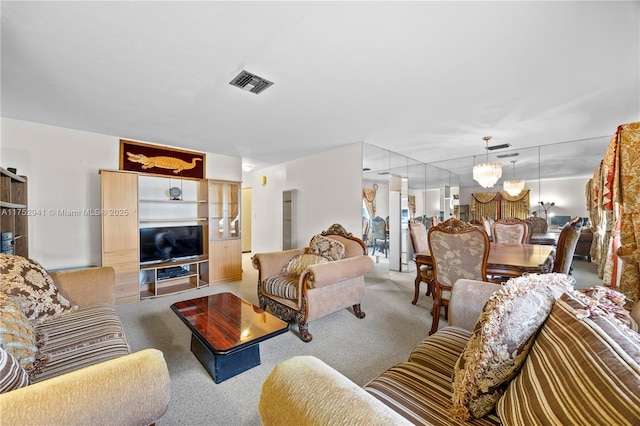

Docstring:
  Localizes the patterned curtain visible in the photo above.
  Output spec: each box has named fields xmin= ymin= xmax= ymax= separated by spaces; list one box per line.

xmin=471 ymin=190 xmax=530 ymax=223
xmin=408 ymin=195 xmax=416 ymax=217
xmin=608 ymin=122 xmax=640 ymax=302
xmin=363 ymin=186 xmax=377 ymax=218
xmin=588 ymin=122 xmax=640 ymax=302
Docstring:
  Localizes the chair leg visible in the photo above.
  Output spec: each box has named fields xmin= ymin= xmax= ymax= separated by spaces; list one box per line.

xmin=412 ymin=274 xmax=421 ymax=305
xmin=353 ymin=304 xmax=366 ymax=319
xmin=429 ymin=301 xmax=441 ymax=336
xmin=297 ymin=321 xmax=312 ymax=342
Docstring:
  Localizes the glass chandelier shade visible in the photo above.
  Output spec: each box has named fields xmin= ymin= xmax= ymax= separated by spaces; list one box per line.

xmin=473 ymin=136 xmax=502 ymax=188
xmin=503 ymin=160 xmax=525 ymax=196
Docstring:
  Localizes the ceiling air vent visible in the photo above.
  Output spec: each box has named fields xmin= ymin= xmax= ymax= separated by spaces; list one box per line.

xmin=229 ymin=70 xmax=273 ymax=94
xmin=497 ymin=152 xmax=519 ymax=159
xmin=487 ymin=143 xmax=511 ymax=151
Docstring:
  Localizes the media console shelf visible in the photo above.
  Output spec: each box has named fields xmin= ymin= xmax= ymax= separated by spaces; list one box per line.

xmin=139 ymin=256 xmax=209 ymax=299
xmin=1 ymin=167 xmax=29 ymax=258
xmin=101 ymin=169 xmax=242 ymax=304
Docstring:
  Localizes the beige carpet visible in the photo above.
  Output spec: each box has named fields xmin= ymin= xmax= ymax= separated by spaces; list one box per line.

xmin=115 ymin=254 xmax=601 ymax=425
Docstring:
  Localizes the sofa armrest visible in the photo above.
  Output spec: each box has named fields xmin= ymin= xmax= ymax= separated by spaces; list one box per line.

xmin=49 ymin=266 xmax=115 ymax=306
xmin=0 ymin=348 xmax=170 ymax=426
xmin=259 ymin=356 xmax=412 ymax=426
xmin=252 ymin=248 xmax=307 ymax=281
xmin=303 ymin=255 xmax=374 ymax=289
xmin=448 ymin=279 xmax=500 ymax=331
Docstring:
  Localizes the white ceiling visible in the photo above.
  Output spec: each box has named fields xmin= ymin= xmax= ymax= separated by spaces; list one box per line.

xmin=2 ymin=1 xmax=639 ymax=186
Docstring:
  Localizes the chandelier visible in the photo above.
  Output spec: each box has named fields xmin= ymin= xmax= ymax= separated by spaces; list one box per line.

xmin=503 ymin=160 xmax=525 ymax=196
xmin=473 ymin=136 xmax=502 ymax=188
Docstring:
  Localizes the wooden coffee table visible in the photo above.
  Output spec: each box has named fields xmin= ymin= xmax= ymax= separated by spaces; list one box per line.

xmin=171 ymin=292 xmax=289 ymax=383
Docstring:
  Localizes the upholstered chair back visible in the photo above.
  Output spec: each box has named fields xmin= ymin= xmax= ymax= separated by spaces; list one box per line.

xmin=491 ymin=218 xmax=529 ymax=244
xmin=322 ymin=233 xmax=367 ymax=258
xmin=482 ymin=217 xmax=494 ymax=237
xmin=428 ymin=218 xmax=490 ymax=287
xmin=527 ymin=216 xmax=548 ymax=234
xmin=552 ymin=218 xmax=582 ymax=274
xmin=408 ymin=219 xmax=428 ymax=254
xmin=371 ymin=216 xmax=387 ymax=241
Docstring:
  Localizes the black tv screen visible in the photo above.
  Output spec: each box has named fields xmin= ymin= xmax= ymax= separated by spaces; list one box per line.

xmin=140 ymin=225 xmax=204 ymax=263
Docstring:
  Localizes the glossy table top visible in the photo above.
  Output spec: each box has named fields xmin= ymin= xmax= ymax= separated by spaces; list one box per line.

xmin=171 ymin=292 xmax=289 ymax=355
xmin=415 ymin=242 xmax=556 ymax=277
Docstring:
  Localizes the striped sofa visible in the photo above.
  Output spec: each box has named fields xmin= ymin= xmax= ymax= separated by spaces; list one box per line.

xmin=1 ymin=264 xmax=170 ymax=426
xmin=259 ymin=279 xmax=640 ymax=425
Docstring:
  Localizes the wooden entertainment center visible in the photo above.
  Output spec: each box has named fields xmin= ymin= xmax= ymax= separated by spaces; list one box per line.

xmin=100 ymin=169 xmax=241 ymax=305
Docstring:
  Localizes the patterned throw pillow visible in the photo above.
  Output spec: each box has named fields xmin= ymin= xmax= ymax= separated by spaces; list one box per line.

xmin=0 ymin=346 xmax=29 ymax=393
xmin=0 ymin=254 xmax=77 ymax=325
xmin=308 ymin=235 xmax=346 ymax=261
xmin=283 ymin=254 xmax=329 ymax=277
xmin=0 ymin=292 xmax=37 ymax=369
xmin=577 ymin=286 xmax=637 ymax=331
xmin=450 ymin=273 xmax=575 ymax=421
xmin=496 ymin=291 xmax=640 ymax=425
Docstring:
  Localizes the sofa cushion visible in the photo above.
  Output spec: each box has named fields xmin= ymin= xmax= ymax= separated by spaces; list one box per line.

xmin=578 ymin=286 xmax=637 ymax=330
xmin=0 ymin=254 xmax=77 ymax=324
xmin=309 ymin=235 xmax=345 ymax=261
xmin=365 ymin=360 xmax=501 ymax=426
xmin=408 ymin=326 xmax=471 ymax=377
xmin=263 ymin=275 xmax=299 ymax=300
xmin=283 ymin=253 xmax=329 ymax=277
xmin=0 ymin=292 xmax=37 ymax=370
xmin=496 ymin=290 xmax=640 ymax=425
xmin=32 ymin=303 xmax=130 ymax=383
xmin=451 ymin=273 xmax=574 ymax=421
xmin=0 ymin=347 xmax=29 ymax=393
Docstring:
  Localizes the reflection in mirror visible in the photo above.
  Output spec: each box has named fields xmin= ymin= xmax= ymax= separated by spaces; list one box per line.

xmin=364 ymin=136 xmax=610 ymax=280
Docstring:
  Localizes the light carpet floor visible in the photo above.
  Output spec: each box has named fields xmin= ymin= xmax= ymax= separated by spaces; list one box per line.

xmin=116 ymin=254 xmax=601 ymax=425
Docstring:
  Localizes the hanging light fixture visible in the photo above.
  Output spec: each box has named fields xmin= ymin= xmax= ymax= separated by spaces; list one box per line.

xmin=503 ymin=160 xmax=525 ymax=196
xmin=473 ymin=136 xmax=502 ymax=188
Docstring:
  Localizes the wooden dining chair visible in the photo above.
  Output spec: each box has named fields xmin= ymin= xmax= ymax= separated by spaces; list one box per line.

xmin=491 ymin=217 xmax=529 ymax=244
xmin=371 ymin=216 xmax=388 ymax=257
xmin=527 ymin=216 xmax=548 ymax=234
xmin=427 ymin=217 xmax=490 ymax=335
xmin=552 ymin=217 xmax=582 ymax=274
xmin=408 ymin=219 xmax=433 ymax=304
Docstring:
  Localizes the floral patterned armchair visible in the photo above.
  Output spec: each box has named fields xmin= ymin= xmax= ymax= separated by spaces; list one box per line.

xmin=427 ymin=218 xmax=490 ymax=335
xmin=252 ymin=224 xmax=374 ymax=342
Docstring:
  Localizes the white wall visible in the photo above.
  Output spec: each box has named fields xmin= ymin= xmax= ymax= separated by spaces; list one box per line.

xmin=246 ymin=143 xmax=363 ymax=254
xmin=1 ymin=118 xmax=241 ymax=269
xmin=459 ymin=176 xmax=591 ymax=222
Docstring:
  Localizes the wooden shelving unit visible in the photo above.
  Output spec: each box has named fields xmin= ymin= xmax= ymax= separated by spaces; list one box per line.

xmin=101 ymin=170 xmax=242 ymax=303
xmin=1 ymin=167 xmax=28 ymax=258
xmin=139 ymin=255 xmax=209 ymax=298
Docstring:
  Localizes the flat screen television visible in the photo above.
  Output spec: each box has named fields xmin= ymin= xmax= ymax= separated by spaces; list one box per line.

xmin=139 ymin=225 xmax=204 ymax=264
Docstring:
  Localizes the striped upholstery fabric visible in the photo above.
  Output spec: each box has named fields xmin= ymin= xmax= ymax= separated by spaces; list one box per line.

xmin=365 ymin=326 xmax=501 ymax=426
xmin=365 ymin=361 xmax=501 ymax=426
xmin=407 ymin=326 xmax=471 ymax=377
xmin=32 ymin=303 xmax=129 ymax=383
xmin=263 ymin=275 xmax=298 ymax=300
xmin=496 ymin=292 xmax=640 ymax=425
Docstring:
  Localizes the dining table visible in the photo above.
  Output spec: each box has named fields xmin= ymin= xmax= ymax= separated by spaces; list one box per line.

xmin=414 ymin=242 xmax=556 ymax=279
xmin=529 ymin=232 xmax=560 ymax=246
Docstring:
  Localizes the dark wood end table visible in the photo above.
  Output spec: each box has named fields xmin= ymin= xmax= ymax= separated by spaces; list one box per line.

xmin=171 ymin=292 xmax=289 ymax=383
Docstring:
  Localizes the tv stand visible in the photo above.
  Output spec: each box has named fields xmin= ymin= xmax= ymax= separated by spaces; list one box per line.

xmin=140 ymin=256 xmax=209 ymax=299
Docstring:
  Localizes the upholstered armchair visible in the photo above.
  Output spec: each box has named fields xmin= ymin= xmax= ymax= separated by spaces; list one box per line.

xmin=428 ymin=218 xmax=490 ymax=335
xmin=491 ymin=217 xmax=529 ymax=244
xmin=252 ymin=224 xmax=374 ymax=342
xmin=408 ymin=219 xmax=433 ymax=304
